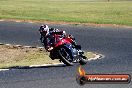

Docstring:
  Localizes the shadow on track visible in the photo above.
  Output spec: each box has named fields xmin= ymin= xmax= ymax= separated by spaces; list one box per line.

xmin=6 ymin=64 xmax=67 ymax=70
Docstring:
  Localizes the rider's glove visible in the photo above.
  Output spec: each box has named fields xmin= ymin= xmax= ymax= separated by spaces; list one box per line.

xmin=46 ymin=46 xmax=53 ymax=51
xmin=48 ymin=47 xmax=53 ymax=51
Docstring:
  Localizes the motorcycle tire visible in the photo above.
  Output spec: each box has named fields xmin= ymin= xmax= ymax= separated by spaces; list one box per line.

xmin=58 ymin=47 xmax=73 ymax=66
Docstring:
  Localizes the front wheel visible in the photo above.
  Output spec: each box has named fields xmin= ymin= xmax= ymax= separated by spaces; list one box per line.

xmin=58 ymin=47 xmax=73 ymax=66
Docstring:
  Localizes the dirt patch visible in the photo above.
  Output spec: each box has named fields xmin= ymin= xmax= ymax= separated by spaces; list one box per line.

xmin=1 ymin=19 xmax=132 ymax=28
xmin=0 ymin=45 xmax=54 ymax=68
xmin=0 ymin=45 xmax=43 ymax=63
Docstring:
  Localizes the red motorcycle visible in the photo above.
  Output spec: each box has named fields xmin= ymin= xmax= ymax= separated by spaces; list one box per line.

xmin=48 ymin=34 xmax=87 ymax=66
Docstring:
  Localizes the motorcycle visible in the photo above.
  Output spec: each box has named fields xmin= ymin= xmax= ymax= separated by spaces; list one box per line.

xmin=47 ymin=34 xmax=87 ymax=66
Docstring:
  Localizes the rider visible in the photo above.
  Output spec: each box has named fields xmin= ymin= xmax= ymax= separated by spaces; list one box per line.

xmin=39 ymin=25 xmax=80 ymax=51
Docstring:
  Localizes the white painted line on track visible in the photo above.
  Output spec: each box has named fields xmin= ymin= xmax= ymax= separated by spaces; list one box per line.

xmin=37 ymin=47 xmax=44 ymax=49
xmin=87 ymin=54 xmax=103 ymax=61
xmin=29 ymin=63 xmax=65 ymax=67
xmin=0 ymin=69 xmax=9 ymax=71
xmin=15 ymin=45 xmax=22 ymax=47
xmin=24 ymin=46 xmax=32 ymax=48
xmin=5 ymin=44 xmax=11 ymax=46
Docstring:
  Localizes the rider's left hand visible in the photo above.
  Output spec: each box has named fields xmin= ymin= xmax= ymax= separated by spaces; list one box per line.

xmin=47 ymin=47 xmax=53 ymax=51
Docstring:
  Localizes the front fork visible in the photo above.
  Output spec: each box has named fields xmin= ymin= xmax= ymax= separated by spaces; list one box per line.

xmin=63 ymin=44 xmax=75 ymax=61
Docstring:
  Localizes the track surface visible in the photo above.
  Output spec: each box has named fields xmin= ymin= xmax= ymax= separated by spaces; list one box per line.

xmin=0 ymin=21 xmax=132 ymax=88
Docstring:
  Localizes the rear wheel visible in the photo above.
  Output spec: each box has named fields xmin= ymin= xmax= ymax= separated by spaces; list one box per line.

xmin=58 ymin=47 xmax=73 ymax=66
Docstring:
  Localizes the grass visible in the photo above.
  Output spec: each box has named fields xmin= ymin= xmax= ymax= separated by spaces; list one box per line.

xmin=0 ymin=45 xmax=96 ymax=69
xmin=0 ymin=0 xmax=132 ymax=26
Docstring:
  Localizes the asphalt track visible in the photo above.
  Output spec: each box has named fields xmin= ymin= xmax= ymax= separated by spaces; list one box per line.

xmin=0 ymin=21 xmax=132 ymax=88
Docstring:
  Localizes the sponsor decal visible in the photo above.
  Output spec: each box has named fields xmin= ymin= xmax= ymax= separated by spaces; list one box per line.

xmin=76 ymin=66 xmax=131 ymax=85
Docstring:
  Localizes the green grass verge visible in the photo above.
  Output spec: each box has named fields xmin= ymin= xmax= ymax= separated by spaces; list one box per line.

xmin=0 ymin=45 xmax=96 ymax=69
xmin=0 ymin=0 xmax=132 ymax=26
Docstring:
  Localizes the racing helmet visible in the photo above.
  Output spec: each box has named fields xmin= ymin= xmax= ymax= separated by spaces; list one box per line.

xmin=39 ymin=25 xmax=49 ymax=36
